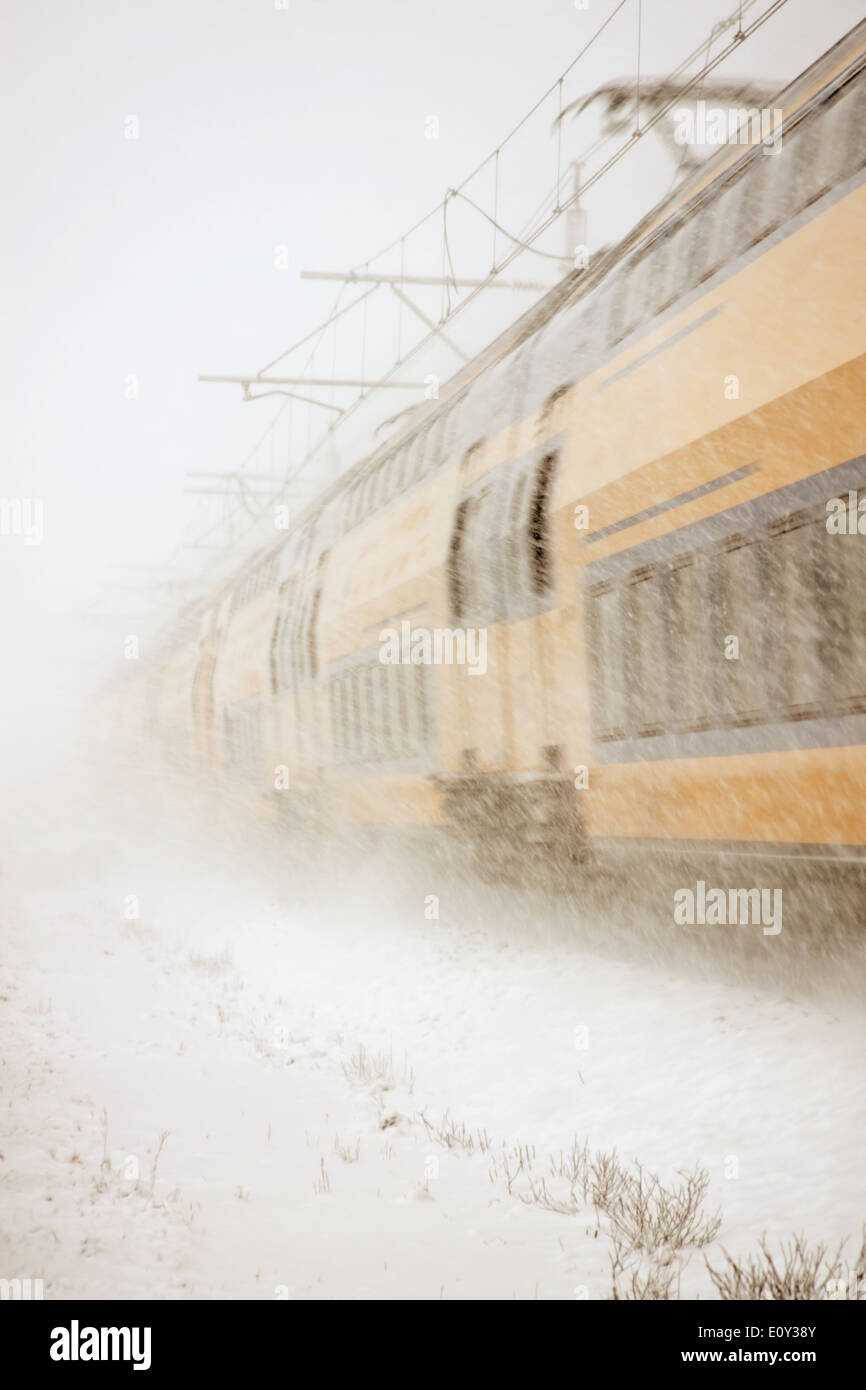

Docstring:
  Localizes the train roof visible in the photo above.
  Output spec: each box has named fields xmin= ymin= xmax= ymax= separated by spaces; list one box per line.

xmin=195 ymin=14 xmax=866 ymax=620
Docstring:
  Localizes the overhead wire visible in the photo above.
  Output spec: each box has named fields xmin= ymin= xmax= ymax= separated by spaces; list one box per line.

xmin=188 ymin=0 xmax=791 ymax=573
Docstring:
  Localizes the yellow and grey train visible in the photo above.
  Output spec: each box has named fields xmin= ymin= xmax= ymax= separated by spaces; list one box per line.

xmin=151 ymin=22 xmax=866 ymax=890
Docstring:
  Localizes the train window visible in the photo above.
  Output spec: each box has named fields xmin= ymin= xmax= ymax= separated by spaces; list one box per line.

xmin=269 ymin=612 xmax=281 ymax=695
xmin=349 ymin=667 xmax=363 ymax=762
xmin=685 ymin=201 xmax=712 ymax=288
xmin=812 ymin=95 xmax=845 ymax=202
xmin=368 ymin=661 xmax=384 ymax=759
xmin=772 ymin=512 xmax=822 ymax=718
xmin=404 ymin=440 xmax=419 ymax=490
xmin=407 ymin=429 xmax=426 ymax=484
xmin=358 ymin=472 xmax=372 ymax=518
xmin=626 ymin=566 xmax=665 ymax=736
xmin=389 ymin=451 xmax=404 ymax=499
xmin=372 ymin=465 xmax=385 ymax=510
xmin=290 ymin=598 xmax=303 ymax=680
xmin=362 ymin=664 xmax=374 ymax=759
xmin=775 ymin=121 xmax=818 ymax=228
xmin=673 ymin=215 xmax=701 ymax=302
xmin=537 ymin=388 xmax=569 ymax=444
xmin=339 ymin=675 xmax=349 ymax=763
xmin=420 ymin=424 xmax=436 ymax=480
xmin=415 ymin=661 xmax=430 ymax=752
xmin=448 ymin=497 xmax=472 ymax=622
xmin=834 ymin=513 xmax=866 ymax=711
xmin=608 ymin=255 xmax=644 ymax=345
xmin=306 ymin=584 xmax=322 ymax=681
xmin=342 ymin=674 xmax=351 ymax=763
xmin=366 ymin=467 xmax=380 ymax=517
xmin=738 ymin=141 xmax=792 ymax=252
xmin=286 ymin=603 xmax=299 ymax=681
xmin=383 ymin=661 xmax=399 ymax=759
xmin=385 ymin=663 xmax=397 ymax=757
xmin=369 ymin=662 xmax=382 ymax=759
xmin=356 ymin=665 xmax=369 ymax=761
xmin=483 ymin=471 xmax=511 ymax=624
xmin=785 ymin=115 xmax=825 ymax=215
xmin=529 ymin=452 xmax=558 ymax=597
xmin=276 ymin=610 xmax=291 ymax=690
xmin=717 ymin=533 xmax=769 ymax=726
xmin=622 ymin=250 xmax=654 ymax=338
xmin=330 ymin=677 xmax=341 ymax=762
xmin=378 ymin=663 xmax=391 ymax=760
xmin=647 ymin=228 xmax=680 ymax=318
xmin=462 ymin=487 xmax=492 ymax=621
xmin=588 ymin=582 xmax=627 ymax=741
xmin=374 ymin=461 xmax=390 ymax=510
xmin=822 ymin=73 xmax=866 ymax=189
xmin=607 ymin=271 xmax=631 ymax=346
xmin=504 ymin=470 xmax=531 ymax=620
xmin=424 ymin=412 xmax=447 ymax=477
xmin=812 ymin=507 xmax=866 ymax=712
xmin=588 ymin=480 xmax=866 ymax=747
xmin=338 ymin=670 xmax=350 ymax=762
xmin=394 ymin=665 xmax=411 ymax=757
xmin=390 ymin=447 xmax=407 ymax=497
xmin=665 ymin=553 xmax=705 ymax=731
xmin=702 ymin=173 xmax=748 ymax=280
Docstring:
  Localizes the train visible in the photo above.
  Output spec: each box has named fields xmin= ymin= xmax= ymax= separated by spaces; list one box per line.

xmin=148 ymin=20 xmax=866 ymax=894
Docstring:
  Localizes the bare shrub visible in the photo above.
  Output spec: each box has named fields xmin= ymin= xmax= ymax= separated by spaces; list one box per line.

xmin=610 ymin=1230 xmax=682 ymax=1301
xmin=707 ymin=1229 xmax=866 ymax=1301
xmin=605 ymin=1162 xmax=721 ymax=1256
xmin=520 ymin=1174 xmax=581 ymax=1216
xmin=589 ymin=1147 xmax=631 ymax=1215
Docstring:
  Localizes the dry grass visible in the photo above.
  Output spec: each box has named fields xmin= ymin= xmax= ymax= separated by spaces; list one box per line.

xmin=333 ymin=1135 xmax=361 ymax=1163
xmin=707 ymin=1229 xmax=866 ymax=1301
xmin=420 ymin=1110 xmax=492 ymax=1156
xmin=312 ymin=1156 xmax=331 ymax=1195
xmin=187 ymin=947 xmax=235 ymax=976
xmin=342 ymin=1042 xmax=414 ymax=1095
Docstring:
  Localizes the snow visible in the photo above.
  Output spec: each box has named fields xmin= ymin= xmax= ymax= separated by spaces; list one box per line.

xmin=1 ymin=740 xmax=864 ymax=1300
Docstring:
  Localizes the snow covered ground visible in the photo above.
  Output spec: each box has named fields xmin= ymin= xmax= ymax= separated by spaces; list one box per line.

xmin=2 ymin=739 xmax=865 ymax=1300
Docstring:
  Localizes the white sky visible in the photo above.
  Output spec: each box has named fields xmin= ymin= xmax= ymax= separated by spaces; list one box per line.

xmin=1 ymin=0 xmax=863 ymax=758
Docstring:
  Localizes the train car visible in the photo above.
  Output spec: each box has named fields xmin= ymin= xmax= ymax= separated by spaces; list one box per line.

xmin=153 ymin=20 xmax=866 ymax=891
